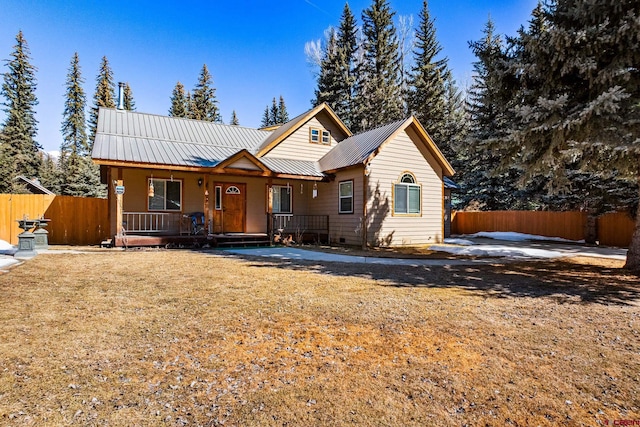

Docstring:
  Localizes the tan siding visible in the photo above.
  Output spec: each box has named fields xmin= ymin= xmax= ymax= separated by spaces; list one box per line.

xmin=263 ymin=114 xmax=342 ymax=161
xmin=307 ymin=167 xmax=363 ymax=246
xmin=227 ymin=157 xmax=261 ymax=171
xmin=366 ymin=130 xmax=444 ymax=246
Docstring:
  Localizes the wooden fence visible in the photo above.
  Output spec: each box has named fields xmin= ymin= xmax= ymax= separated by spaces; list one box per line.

xmin=451 ymin=210 xmax=636 ymax=248
xmin=0 ymin=194 xmax=109 ymax=246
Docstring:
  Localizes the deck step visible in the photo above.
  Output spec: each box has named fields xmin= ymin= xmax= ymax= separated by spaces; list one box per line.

xmin=216 ymin=240 xmax=271 ymax=248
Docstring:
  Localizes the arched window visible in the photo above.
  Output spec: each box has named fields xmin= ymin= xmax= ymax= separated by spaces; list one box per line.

xmin=394 ymin=172 xmax=421 ymax=215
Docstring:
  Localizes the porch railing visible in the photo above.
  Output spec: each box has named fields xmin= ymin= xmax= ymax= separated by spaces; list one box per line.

xmin=122 ymin=212 xmax=182 ymax=234
xmin=268 ymin=213 xmax=329 ymax=243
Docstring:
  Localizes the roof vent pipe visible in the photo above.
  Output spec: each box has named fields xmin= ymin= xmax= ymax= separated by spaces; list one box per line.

xmin=117 ymin=82 xmax=125 ymax=110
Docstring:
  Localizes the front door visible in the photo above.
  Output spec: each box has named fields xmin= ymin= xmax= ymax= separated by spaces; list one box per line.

xmin=222 ymin=183 xmax=246 ymax=233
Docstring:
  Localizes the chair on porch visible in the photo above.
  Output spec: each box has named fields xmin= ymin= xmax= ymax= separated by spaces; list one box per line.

xmin=181 ymin=212 xmax=206 ymax=235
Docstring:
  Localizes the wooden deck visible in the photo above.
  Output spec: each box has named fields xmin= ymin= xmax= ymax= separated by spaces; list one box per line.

xmin=111 ymin=233 xmax=271 ymax=248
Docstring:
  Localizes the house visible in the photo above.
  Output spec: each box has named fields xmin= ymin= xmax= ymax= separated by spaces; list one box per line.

xmin=14 ymin=175 xmax=55 ymax=195
xmin=91 ymin=103 xmax=454 ymax=247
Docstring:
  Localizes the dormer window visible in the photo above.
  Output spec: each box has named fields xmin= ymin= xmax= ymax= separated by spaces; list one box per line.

xmin=310 ymin=128 xmax=330 ymax=145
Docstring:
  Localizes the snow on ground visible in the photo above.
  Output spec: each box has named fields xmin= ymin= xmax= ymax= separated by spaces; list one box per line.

xmin=443 ymin=238 xmax=474 ymax=246
xmin=0 ymin=240 xmax=13 ymax=250
xmin=463 ymin=231 xmax=584 ymax=243
xmin=431 ymin=244 xmax=564 ymax=259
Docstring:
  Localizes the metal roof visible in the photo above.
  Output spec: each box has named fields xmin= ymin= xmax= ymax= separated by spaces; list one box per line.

xmin=318 ymin=118 xmax=408 ymax=172
xmin=92 ymin=108 xmax=272 ymax=167
xmin=260 ymin=158 xmax=324 ymax=177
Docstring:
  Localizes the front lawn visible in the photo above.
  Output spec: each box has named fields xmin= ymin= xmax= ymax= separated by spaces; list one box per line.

xmin=0 ymin=250 xmax=638 ymax=425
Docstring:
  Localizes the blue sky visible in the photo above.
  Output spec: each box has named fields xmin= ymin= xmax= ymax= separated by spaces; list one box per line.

xmin=1 ymin=0 xmax=538 ymax=152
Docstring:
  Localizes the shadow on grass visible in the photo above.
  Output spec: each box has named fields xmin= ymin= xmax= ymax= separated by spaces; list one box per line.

xmin=229 ymin=255 xmax=640 ymax=306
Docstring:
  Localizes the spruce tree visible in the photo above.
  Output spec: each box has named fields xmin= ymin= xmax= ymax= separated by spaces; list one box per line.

xmin=59 ymin=52 xmax=91 ymax=196
xmin=123 ymin=82 xmax=135 ymax=110
xmin=0 ymin=31 xmax=42 ymax=192
xmin=457 ymin=19 xmax=526 ymax=210
xmin=269 ymin=98 xmax=279 ymax=125
xmin=230 ymin=110 xmax=239 ymax=126
xmin=169 ymin=81 xmax=188 ymax=118
xmin=352 ymin=0 xmax=404 ymax=132
xmin=277 ymin=96 xmax=289 ymax=124
xmin=260 ymin=106 xmax=271 ymax=128
xmin=314 ymin=28 xmax=341 ymax=111
xmin=88 ymin=56 xmax=115 ymax=150
xmin=406 ymin=0 xmax=450 ymax=143
xmin=503 ymin=0 xmax=640 ymax=270
xmin=39 ymin=152 xmax=61 ymax=194
xmin=191 ymin=64 xmax=221 ymax=122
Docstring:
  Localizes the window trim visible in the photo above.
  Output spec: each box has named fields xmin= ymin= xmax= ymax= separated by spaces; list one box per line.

xmin=392 ymin=172 xmax=422 ymax=216
xmin=338 ymin=180 xmax=354 ymax=214
xmin=147 ymin=177 xmax=183 ymax=212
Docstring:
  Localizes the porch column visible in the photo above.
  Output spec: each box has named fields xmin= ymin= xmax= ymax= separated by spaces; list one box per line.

xmin=115 ymin=179 xmax=124 ymax=237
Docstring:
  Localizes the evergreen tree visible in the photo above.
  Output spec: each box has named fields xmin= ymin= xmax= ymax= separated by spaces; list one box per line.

xmin=277 ymin=95 xmax=289 ymax=124
xmin=38 ymin=152 xmax=61 ymax=194
xmin=88 ymin=56 xmax=115 ymax=149
xmin=230 ymin=110 xmax=239 ymax=125
xmin=314 ymin=28 xmax=341 ymax=110
xmin=123 ymin=82 xmax=135 ymax=110
xmin=185 ymin=91 xmax=193 ymax=118
xmin=0 ymin=31 xmax=41 ymax=192
xmin=406 ymin=0 xmax=450 ymax=143
xmin=269 ymin=98 xmax=279 ymax=125
xmin=169 ymin=81 xmax=188 ymax=118
xmin=502 ymin=0 xmax=640 ymax=270
xmin=456 ymin=18 xmax=526 ymax=210
xmin=191 ymin=64 xmax=221 ymax=122
xmin=352 ymin=0 xmax=404 ymax=132
xmin=59 ymin=52 xmax=92 ymax=196
xmin=260 ymin=105 xmax=271 ymax=128
xmin=438 ymin=73 xmax=467 ymax=166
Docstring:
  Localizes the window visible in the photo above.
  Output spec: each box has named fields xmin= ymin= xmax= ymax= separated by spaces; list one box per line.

xmin=148 ymin=178 xmax=181 ymax=211
xmin=310 ymin=128 xmax=330 ymax=144
xmin=272 ymin=185 xmax=292 ymax=213
xmin=321 ymin=130 xmax=330 ymax=144
xmin=214 ymin=186 xmax=222 ymax=210
xmin=394 ymin=173 xmax=421 ymax=215
xmin=339 ymin=180 xmax=353 ymax=214
xmin=310 ymin=128 xmax=319 ymax=143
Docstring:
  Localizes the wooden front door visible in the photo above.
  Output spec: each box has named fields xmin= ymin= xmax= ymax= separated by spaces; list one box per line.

xmin=222 ymin=183 xmax=246 ymax=233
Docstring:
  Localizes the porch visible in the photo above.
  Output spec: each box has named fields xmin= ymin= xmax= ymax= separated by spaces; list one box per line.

xmin=111 ymin=212 xmax=329 ymax=247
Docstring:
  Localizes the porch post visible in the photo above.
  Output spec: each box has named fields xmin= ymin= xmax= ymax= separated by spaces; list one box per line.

xmin=267 ymin=178 xmax=273 ymax=243
xmin=204 ymin=176 xmax=210 ymax=234
xmin=115 ymin=179 xmax=124 ymax=237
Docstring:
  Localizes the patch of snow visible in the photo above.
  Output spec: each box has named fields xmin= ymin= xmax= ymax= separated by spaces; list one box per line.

xmin=0 ymin=257 xmax=19 ymax=269
xmin=430 ymin=244 xmax=564 ymax=259
xmin=0 ymin=240 xmax=14 ymax=250
xmin=443 ymin=238 xmax=475 ymax=246
xmin=463 ymin=231 xmax=584 ymax=243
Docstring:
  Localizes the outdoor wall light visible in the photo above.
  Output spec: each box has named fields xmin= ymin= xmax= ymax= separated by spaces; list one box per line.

xmin=198 ymin=178 xmax=203 ymax=187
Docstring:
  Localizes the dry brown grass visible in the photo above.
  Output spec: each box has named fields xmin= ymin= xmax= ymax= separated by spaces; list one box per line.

xmin=0 ymin=249 xmax=638 ymax=426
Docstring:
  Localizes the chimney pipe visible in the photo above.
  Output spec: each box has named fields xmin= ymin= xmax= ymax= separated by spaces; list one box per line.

xmin=117 ymin=82 xmax=125 ymax=110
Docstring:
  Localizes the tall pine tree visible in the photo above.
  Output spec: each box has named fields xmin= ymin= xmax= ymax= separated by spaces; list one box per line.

xmin=59 ymin=52 xmax=103 ymax=197
xmin=191 ymin=64 xmax=221 ymax=122
xmin=352 ymin=0 xmax=404 ymax=132
xmin=0 ymin=31 xmax=41 ymax=192
xmin=229 ymin=110 xmax=239 ymax=125
xmin=504 ymin=0 xmax=640 ymax=270
xmin=88 ymin=56 xmax=115 ymax=150
xmin=457 ymin=18 xmax=526 ymax=210
xmin=123 ymin=82 xmax=135 ymax=110
xmin=277 ymin=96 xmax=289 ymax=124
xmin=169 ymin=81 xmax=188 ymax=118
xmin=406 ymin=0 xmax=450 ymax=143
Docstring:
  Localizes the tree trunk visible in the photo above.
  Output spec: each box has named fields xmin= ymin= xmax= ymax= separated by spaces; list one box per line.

xmin=624 ymin=180 xmax=640 ymax=272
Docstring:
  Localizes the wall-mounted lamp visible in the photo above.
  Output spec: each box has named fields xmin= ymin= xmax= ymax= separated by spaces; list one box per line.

xmin=364 ymin=163 xmax=372 ymax=177
xmin=198 ymin=178 xmax=203 ymax=187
